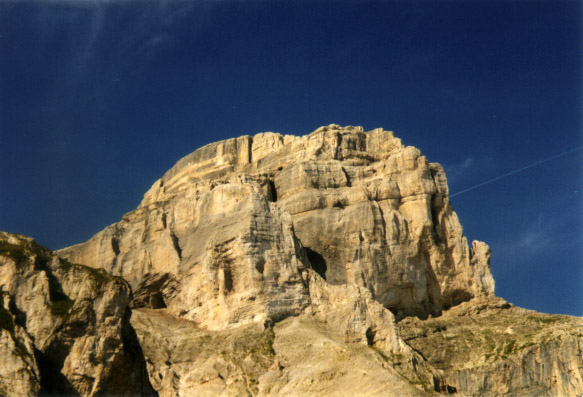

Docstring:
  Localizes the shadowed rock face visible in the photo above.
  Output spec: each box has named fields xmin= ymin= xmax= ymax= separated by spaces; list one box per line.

xmin=3 ymin=124 xmax=578 ymax=396
xmin=57 ymin=124 xmax=494 ymax=327
xmin=0 ymin=232 xmax=156 ymax=396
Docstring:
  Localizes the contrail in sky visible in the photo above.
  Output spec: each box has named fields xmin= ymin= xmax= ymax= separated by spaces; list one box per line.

xmin=450 ymin=146 xmax=583 ymax=198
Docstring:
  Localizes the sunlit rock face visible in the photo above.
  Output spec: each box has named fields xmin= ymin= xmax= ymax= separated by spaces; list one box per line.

xmin=0 ymin=232 xmax=155 ymax=396
xmin=58 ymin=124 xmax=494 ymax=327
xmin=3 ymin=125 xmax=581 ymax=396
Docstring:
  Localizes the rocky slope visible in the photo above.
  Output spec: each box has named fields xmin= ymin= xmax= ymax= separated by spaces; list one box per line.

xmin=399 ymin=297 xmax=583 ymax=396
xmin=1 ymin=125 xmax=581 ymax=396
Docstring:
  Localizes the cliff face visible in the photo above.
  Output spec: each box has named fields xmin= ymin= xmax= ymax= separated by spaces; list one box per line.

xmin=57 ymin=124 xmax=494 ymax=327
xmin=2 ymin=125 xmax=581 ymax=396
xmin=0 ymin=232 xmax=155 ymax=396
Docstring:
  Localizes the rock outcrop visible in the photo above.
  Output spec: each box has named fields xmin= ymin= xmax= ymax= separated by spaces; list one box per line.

xmin=399 ymin=296 xmax=583 ymax=396
xmin=2 ymin=125 xmax=581 ymax=396
xmin=0 ymin=232 xmax=155 ymax=396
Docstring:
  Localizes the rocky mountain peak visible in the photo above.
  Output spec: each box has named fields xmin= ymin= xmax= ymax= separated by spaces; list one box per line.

xmin=58 ymin=125 xmax=494 ymax=328
xmin=2 ymin=125 xmax=581 ymax=396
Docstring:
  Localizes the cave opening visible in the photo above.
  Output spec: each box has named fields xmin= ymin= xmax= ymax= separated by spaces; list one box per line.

xmin=365 ymin=327 xmax=375 ymax=346
xmin=305 ymin=247 xmax=327 ymax=281
xmin=223 ymin=268 xmax=233 ymax=293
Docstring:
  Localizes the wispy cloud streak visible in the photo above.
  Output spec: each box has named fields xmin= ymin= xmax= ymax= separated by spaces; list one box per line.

xmin=444 ymin=156 xmax=474 ymax=183
xmin=493 ymin=214 xmax=551 ymax=260
xmin=450 ymin=146 xmax=583 ymax=198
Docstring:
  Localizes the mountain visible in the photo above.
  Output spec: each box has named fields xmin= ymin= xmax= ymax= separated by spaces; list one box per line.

xmin=1 ymin=125 xmax=581 ymax=396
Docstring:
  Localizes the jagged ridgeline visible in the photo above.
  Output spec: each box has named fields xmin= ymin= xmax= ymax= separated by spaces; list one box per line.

xmin=1 ymin=125 xmax=582 ymax=396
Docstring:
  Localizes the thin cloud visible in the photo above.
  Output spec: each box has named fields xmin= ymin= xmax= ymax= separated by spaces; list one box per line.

xmin=493 ymin=214 xmax=553 ymax=261
xmin=511 ymin=230 xmax=551 ymax=253
xmin=444 ymin=156 xmax=474 ymax=183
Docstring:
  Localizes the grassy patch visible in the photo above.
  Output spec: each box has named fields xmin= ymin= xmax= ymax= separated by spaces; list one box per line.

xmin=49 ymin=297 xmax=75 ymax=317
xmin=237 ymin=327 xmax=276 ymax=356
xmin=60 ymin=258 xmax=115 ymax=289
xmin=518 ymin=341 xmax=535 ymax=350
xmin=503 ymin=339 xmax=516 ymax=356
xmin=46 ymin=272 xmax=76 ymax=317
xmin=526 ymin=315 xmax=562 ymax=325
xmin=84 ymin=266 xmax=114 ymax=287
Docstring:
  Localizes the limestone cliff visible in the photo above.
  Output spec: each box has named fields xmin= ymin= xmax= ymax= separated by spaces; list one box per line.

xmin=0 ymin=232 xmax=155 ymax=396
xmin=2 ymin=125 xmax=581 ymax=396
xmin=58 ymin=124 xmax=494 ymax=326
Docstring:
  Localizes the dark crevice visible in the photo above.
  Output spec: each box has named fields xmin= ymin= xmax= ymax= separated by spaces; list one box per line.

xmin=248 ymin=136 xmax=253 ymax=164
xmin=111 ymin=237 xmax=120 ymax=256
xmin=305 ymin=247 xmax=327 ymax=281
xmin=365 ymin=328 xmax=375 ymax=346
xmin=130 ymin=273 xmax=177 ymax=309
xmin=8 ymin=294 xmax=27 ymax=327
xmin=36 ymin=258 xmax=74 ymax=317
xmin=268 ymin=179 xmax=278 ymax=202
xmin=223 ymin=268 xmax=233 ymax=293
xmin=115 ymin=310 xmax=160 ymax=396
xmin=334 ymin=133 xmax=342 ymax=159
xmin=111 ymin=237 xmax=121 ymax=272
xmin=341 ymin=166 xmax=352 ymax=187
xmin=161 ymin=213 xmax=167 ymax=229
xmin=433 ymin=376 xmax=443 ymax=393
xmin=170 ymin=231 xmax=182 ymax=261
xmin=432 ymin=375 xmax=457 ymax=394
xmin=35 ymin=347 xmax=78 ymax=396
xmin=374 ymin=202 xmax=388 ymax=244
xmin=430 ymin=196 xmax=444 ymax=244
xmin=442 ymin=289 xmax=472 ymax=310
xmin=255 ymin=257 xmax=265 ymax=274
xmin=32 ymin=254 xmax=49 ymax=272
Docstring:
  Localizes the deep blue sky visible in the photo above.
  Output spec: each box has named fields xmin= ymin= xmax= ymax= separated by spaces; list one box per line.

xmin=1 ymin=0 xmax=581 ymax=316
